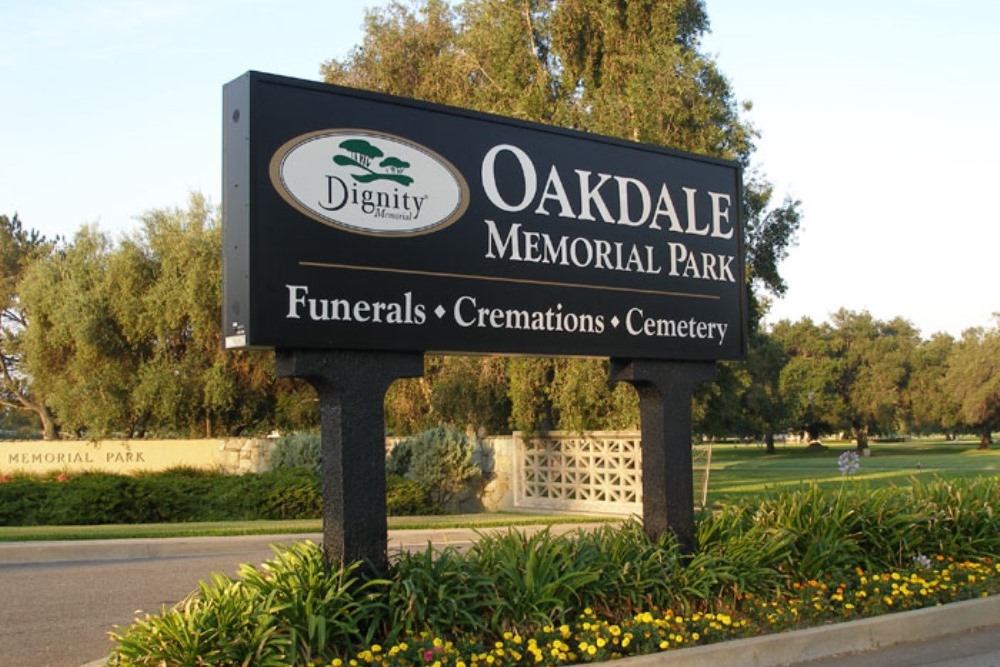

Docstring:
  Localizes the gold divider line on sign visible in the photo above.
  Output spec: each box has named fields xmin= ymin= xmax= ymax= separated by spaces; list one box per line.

xmin=299 ymin=261 xmax=720 ymax=301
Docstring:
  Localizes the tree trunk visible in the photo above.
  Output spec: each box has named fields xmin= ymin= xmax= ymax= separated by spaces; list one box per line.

xmin=854 ymin=426 xmax=869 ymax=453
xmin=38 ymin=404 xmax=58 ymax=440
xmin=980 ymin=430 xmax=993 ymax=450
xmin=765 ymin=432 xmax=776 ymax=454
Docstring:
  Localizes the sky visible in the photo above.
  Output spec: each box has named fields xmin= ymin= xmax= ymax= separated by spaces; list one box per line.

xmin=2 ymin=0 xmax=998 ymax=339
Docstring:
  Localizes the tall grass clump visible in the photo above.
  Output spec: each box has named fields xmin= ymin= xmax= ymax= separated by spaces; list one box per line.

xmin=108 ymin=475 xmax=1000 ymax=667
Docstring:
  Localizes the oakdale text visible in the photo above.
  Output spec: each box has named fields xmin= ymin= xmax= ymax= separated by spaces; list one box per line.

xmin=480 ymin=144 xmax=736 ymax=282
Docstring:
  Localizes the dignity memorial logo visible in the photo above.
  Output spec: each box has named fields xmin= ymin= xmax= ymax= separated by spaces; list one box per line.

xmin=269 ymin=129 xmax=470 ymax=236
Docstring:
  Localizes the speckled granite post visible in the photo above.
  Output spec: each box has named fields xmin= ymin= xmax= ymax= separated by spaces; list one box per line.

xmin=611 ymin=360 xmax=717 ymax=553
xmin=275 ymin=349 xmax=423 ymax=571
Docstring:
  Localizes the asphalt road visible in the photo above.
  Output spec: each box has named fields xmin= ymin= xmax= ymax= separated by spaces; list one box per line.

xmin=0 ymin=535 xmax=315 ymax=667
xmin=783 ymin=627 xmax=1000 ymax=667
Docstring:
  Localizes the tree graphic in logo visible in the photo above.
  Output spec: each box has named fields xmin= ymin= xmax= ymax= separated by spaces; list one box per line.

xmin=334 ymin=139 xmax=414 ymax=186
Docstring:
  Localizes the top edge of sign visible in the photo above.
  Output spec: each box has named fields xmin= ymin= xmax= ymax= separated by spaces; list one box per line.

xmin=228 ymin=70 xmax=744 ymax=173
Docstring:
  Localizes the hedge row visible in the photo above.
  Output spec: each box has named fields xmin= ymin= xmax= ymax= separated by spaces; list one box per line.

xmin=0 ymin=467 xmax=438 ymax=526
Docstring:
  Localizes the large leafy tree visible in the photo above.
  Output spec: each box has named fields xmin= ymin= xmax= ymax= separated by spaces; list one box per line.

xmin=944 ymin=320 xmax=1000 ymax=448
xmin=124 ymin=195 xmax=276 ymax=437
xmin=830 ymin=310 xmax=920 ymax=451
xmin=20 ymin=196 xmax=287 ymax=438
xmin=20 ymin=226 xmax=144 ymax=436
xmin=326 ymin=0 xmax=800 ymax=431
xmin=771 ymin=317 xmax=848 ymax=442
xmin=907 ymin=333 xmax=960 ymax=436
xmin=0 ymin=214 xmax=58 ymax=438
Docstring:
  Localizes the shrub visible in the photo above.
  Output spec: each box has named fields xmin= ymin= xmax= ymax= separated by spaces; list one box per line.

xmin=399 ymin=426 xmax=483 ymax=507
xmin=0 ymin=468 xmax=324 ymax=526
xmin=111 ymin=543 xmax=389 ymax=666
xmin=386 ymin=474 xmax=438 ymax=516
xmin=253 ymin=467 xmax=322 ymax=520
xmin=268 ymin=432 xmax=322 ymax=472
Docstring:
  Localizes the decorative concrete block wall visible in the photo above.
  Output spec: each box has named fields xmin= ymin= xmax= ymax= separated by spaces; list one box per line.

xmin=512 ymin=431 xmax=643 ymax=515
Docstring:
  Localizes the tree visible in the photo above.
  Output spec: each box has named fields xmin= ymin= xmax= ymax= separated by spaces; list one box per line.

xmin=830 ymin=310 xmax=919 ymax=452
xmin=740 ymin=329 xmax=791 ymax=452
xmin=944 ymin=320 xmax=1000 ymax=448
xmin=20 ymin=226 xmax=144 ymax=436
xmin=125 ymin=195 xmax=275 ymax=437
xmin=19 ymin=196 xmax=280 ymax=438
xmin=0 ymin=214 xmax=58 ymax=438
xmin=326 ymin=0 xmax=800 ymax=431
xmin=907 ymin=333 xmax=960 ymax=436
xmin=771 ymin=317 xmax=848 ymax=442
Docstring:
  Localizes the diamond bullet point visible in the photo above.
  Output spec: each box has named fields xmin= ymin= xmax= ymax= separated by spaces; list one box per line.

xmin=435 ymin=305 xmax=447 ymax=319
xmin=611 ymin=316 xmax=620 ymax=328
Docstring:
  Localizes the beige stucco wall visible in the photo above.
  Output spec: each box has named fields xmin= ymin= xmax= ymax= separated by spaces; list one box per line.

xmin=0 ymin=438 xmax=275 ymax=476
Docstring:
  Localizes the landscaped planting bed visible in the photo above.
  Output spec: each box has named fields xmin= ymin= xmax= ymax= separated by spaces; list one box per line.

xmin=107 ymin=476 xmax=1000 ymax=666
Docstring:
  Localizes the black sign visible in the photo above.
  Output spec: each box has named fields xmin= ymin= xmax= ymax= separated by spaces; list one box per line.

xmin=223 ymin=71 xmax=746 ymax=361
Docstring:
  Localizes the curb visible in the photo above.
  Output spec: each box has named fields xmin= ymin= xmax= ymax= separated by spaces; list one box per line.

xmin=615 ymin=594 xmax=1000 ymax=667
xmin=79 ymin=595 xmax=1000 ymax=667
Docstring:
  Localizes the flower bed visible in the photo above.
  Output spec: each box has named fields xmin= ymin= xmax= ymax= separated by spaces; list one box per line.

xmin=328 ymin=558 xmax=999 ymax=667
xmin=108 ymin=477 xmax=1000 ymax=667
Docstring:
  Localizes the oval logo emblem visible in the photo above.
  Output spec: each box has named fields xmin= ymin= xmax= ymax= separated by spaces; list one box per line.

xmin=269 ymin=129 xmax=470 ymax=236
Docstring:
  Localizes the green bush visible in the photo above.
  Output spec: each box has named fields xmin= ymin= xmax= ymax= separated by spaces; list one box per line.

xmin=253 ymin=467 xmax=322 ymax=520
xmin=0 ymin=468 xmax=323 ymax=526
xmin=386 ymin=474 xmax=439 ymax=516
xmin=111 ymin=543 xmax=388 ymax=666
xmin=396 ymin=426 xmax=483 ymax=507
xmin=268 ymin=432 xmax=322 ymax=472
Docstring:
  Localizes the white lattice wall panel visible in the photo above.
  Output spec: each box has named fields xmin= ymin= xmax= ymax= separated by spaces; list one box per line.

xmin=515 ymin=432 xmax=642 ymax=515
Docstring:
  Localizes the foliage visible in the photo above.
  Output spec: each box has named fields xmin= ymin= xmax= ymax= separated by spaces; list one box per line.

xmin=386 ymin=474 xmax=437 ymax=516
xmin=0 ymin=213 xmax=57 ymax=438
xmin=394 ymin=426 xmax=484 ymax=507
xmin=269 ymin=432 xmax=322 ymax=473
xmin=385 ymin=356 xmax=511 ymax=436
xmin=17 ymin=196 xmax=280 ymax=439
xmin=325 ymin=0 xmax=800 ymax=436
xmin=108 ymin=478 xmax=1000 ymax=666
xmin=0 ymin=467 xmax=321 ymax=526
xmin=111 ymin=545 xmax=390 ymax=666
xmin=944 ymin=320 xmax=1000 ymax=446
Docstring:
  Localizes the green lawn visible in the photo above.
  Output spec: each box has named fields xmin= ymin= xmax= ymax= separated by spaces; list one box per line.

xmin=0 ymin=513 xmax=615 ymax=542
xmin=702 ymin=437 xmax=1000 ymax=505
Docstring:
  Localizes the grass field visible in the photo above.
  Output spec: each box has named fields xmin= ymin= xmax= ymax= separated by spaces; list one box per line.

xmin=0 ymin=513 xmax=616 ymax=542
xmin=701 ymin=437 xmax=1000 ymax=505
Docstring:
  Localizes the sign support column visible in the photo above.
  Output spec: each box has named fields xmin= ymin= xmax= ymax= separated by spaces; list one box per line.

xmin=275 ymin=349 xmax=424 ymax=572
xmin=611 ymin=359 xmax=717 ymax=553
